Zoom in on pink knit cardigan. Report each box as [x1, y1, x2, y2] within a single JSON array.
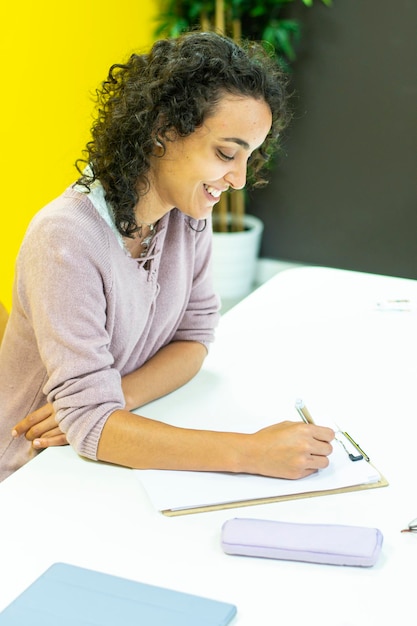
[[0, 186, 220, 481]]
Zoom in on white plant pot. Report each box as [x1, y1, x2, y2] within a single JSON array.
[[211, 214, 264, 301]]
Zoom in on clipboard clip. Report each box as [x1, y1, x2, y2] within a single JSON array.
[[334, 425, 370, 462]]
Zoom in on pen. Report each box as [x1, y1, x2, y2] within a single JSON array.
[[295, 399, 316, 425], [376, 299, 413, 313], [401, 517, 417, 533]]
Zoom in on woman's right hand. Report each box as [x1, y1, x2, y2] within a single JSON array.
[[243, 421, 335, 479]]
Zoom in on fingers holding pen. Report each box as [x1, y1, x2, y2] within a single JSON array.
[[243, 420, 335, 480], [310, 423, 335, 453], [294, 398, 335, 465]]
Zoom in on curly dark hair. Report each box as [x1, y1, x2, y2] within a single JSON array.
[[76, 30, 290, 237]]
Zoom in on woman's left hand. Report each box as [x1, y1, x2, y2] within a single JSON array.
[[12, 403, 68, 449]]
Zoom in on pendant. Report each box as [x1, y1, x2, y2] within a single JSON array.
[[141, 234, 153, 249], [139, 224, 156, 257]]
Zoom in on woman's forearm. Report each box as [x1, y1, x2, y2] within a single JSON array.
[[121, 340, 207, 411], [96, 412, 335, 479], [97, 409, 244, 472]]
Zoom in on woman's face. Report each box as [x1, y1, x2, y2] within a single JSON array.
[[145, 94, 272, 222]]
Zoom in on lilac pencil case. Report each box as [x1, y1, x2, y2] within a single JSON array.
[[221, 518, 383, 567]]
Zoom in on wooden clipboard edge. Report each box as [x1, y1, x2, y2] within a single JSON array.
[[161, 470, 389, 517]]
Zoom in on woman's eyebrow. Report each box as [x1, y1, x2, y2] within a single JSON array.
[[220, 137, 250, 150]]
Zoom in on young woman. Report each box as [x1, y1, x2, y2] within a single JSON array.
[[0, 31, 334, 482]]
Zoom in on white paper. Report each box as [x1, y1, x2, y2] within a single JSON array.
[[135, 439, 381, 513]]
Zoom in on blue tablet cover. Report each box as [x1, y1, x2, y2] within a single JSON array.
[[0, 562, 237, 625]]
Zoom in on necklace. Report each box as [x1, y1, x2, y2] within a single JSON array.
[[137, 221, 157, 258]]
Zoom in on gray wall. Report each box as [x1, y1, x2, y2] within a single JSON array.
[[249, 0, 417, 279]]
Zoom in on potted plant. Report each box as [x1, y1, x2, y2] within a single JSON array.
[[155, 0, 331, 300]]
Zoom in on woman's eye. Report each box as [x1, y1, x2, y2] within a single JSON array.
[[217, 150, 234, 162]]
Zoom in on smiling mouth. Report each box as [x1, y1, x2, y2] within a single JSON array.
[[204, 184, 223, 200]]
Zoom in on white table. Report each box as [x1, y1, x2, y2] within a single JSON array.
[[1, 266, 416, 625]]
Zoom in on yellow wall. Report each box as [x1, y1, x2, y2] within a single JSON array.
[[0, 0, 157, 309]]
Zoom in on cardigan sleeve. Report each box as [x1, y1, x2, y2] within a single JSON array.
[[16, 198, 125, 460]]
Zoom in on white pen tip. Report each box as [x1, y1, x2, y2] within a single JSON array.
[[295, 398, 304, 409]]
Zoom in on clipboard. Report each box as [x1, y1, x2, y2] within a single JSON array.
[[136, 439, 388, 516], [161, 468, 388, 516]]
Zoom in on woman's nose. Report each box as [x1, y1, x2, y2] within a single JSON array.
[[224, 162, 247, 190]]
